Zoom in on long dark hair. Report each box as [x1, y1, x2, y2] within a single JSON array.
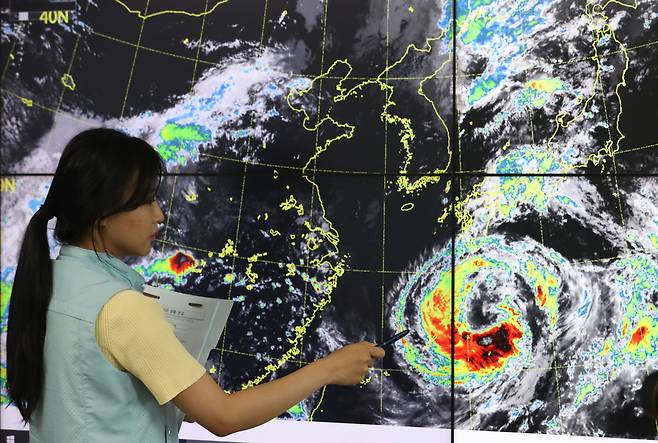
[[6, 128, 164, 422]]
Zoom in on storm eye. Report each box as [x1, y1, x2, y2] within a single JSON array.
[[478, 336, 493, 346]]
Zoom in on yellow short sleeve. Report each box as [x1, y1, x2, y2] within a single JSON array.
[[95, 289, 206, 405]]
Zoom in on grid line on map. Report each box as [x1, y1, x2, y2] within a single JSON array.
[[378, 0, 391, 423], [86, 29, 658, 85], [156, 0, 215, 285], [194, 340, 617, 375], [259, 0, 269, 47], [119, 0, 150, 118], [198, 151, 658, 177], [537, 124, 563, 425], [4, 142, 658, 178], [551, 339, 563, 423], [190, 0, 212, 86], [150, 237, 656, 278], [595, 66, 627, 231], [459, 74, 475, 427], [156, 175, 178, 287], [86, 27, 658, 83], [512, 69, 561, 428], [457, 111, 464, 198], [215, 0, 269, 387], [215, 163, 248, 377], [0, 39, 17, 84], [451, 0, 458, 436], [53, 1, 90, 113], [295, 0, 330, 370], [212, 338, 602, 374], [39, 0, 93, 156]]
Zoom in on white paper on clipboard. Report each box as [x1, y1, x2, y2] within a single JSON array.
[[142, 285, 233, 364]]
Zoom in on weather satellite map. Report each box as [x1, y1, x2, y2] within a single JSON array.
[[1, 0, 657, 440]]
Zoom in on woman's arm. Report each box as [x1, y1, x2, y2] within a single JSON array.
[[172, 342, 384, 436]]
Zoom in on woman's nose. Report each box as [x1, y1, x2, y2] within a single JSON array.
[[154, 202, 165, 223]]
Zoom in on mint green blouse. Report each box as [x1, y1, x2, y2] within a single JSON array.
[[29, 245, 183, 443]]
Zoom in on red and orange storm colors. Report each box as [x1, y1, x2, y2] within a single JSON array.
[[168, 251, 196, 275], [420, 256, 525, 380]]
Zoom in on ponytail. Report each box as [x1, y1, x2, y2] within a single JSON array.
[[6, 204, 54, 422], [5, 127, 164, 423]]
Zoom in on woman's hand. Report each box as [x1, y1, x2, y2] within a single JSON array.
[[321, 342, 386, 385]]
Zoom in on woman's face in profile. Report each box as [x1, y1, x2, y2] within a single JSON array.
[[101, 201, 164, 258], [98, 183, 164, 258]]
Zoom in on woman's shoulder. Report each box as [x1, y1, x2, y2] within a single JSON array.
[[101, 289, 163, 318]]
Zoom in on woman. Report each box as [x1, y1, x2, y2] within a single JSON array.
[[6, 128, 385, 442]]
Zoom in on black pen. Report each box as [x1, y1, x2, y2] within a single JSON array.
[[375, 329, 410, 348]]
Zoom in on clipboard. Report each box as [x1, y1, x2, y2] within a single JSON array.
[[142, 284, 234, 364]]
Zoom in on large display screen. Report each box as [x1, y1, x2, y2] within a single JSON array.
[[1, 0, 657, 441]]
